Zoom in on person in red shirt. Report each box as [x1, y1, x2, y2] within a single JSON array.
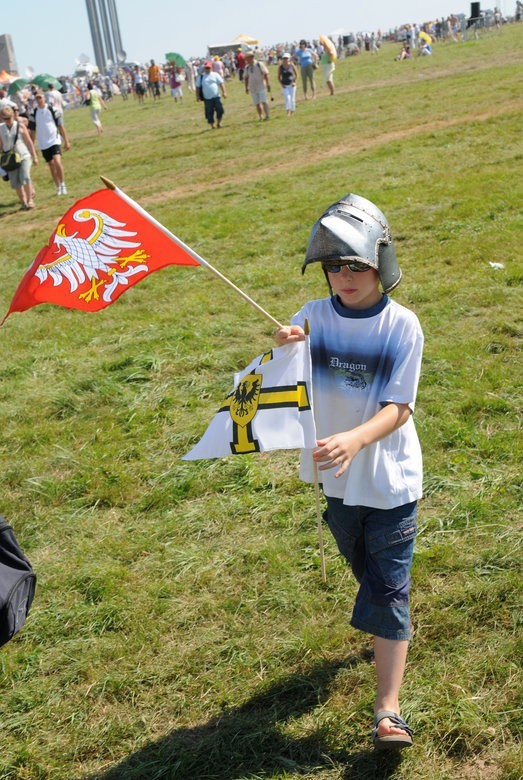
[[235, 49, 246, 81]]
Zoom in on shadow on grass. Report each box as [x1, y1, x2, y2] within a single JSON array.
[[89, 655, 404, 780], [0, 202, 22, 216]]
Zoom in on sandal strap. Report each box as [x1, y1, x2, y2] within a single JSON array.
[[373, 710, 414, 737]]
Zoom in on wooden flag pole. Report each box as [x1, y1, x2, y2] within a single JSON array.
[[101, 177, 282, 329], [313, 461, 327, 583], [304, 319, 326, 583]]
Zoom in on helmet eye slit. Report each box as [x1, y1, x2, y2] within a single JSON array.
[[322, 260, 370, 274]]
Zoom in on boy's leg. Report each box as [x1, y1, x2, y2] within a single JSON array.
[[323, 497, 364, 581], [325, 497, 417, 744], [374, 637, 410, 737]]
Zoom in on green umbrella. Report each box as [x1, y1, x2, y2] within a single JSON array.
[[8, 77, 29, 95], [32, 73, 62, 89], [165, 52, 187, 68]]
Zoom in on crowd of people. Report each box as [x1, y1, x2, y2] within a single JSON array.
[[0, 37, 338, 203], [0, 8, 513, 211], [0, 82, 72, 210]]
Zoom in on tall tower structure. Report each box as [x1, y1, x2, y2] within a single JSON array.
[[0, 34, 19, 75], [85, 0, 126, 74]]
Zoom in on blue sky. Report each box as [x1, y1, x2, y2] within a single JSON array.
[[1, 0, 503, 77]]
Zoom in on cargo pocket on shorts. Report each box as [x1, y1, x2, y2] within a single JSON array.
[[366, 510, 417, 589]]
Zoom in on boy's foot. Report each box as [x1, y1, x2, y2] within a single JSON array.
[[27, 200, 35, 209], [372, 711, 413, 751], [61, 183, 67, 194]]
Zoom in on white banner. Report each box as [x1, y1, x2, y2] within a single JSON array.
[[183, 338, 316, 459]]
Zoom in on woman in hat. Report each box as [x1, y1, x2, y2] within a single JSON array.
[[278, 53, 298, 115]]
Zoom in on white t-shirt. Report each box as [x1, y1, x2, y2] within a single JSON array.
[[28, 106, 62, 150], [292, 294, 423, 509]]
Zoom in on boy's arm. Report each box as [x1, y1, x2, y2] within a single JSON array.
[[314, 402, 412, 478]]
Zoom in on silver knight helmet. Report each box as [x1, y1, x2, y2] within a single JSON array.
[[302, 193, 402, 293]]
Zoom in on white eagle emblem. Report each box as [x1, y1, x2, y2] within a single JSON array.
[[36, 208, 150, 303]]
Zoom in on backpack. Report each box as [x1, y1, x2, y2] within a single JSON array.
[[0, 517, 36, 648], [30, 104, 59, 129]]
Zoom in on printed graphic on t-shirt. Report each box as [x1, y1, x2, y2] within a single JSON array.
[[328, 355, 371, 390]]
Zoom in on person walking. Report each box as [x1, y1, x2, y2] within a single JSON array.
[[321, 48, 336, 95], [244, 51, 271, 120], [278, 53, 298, 115], [294, 39, 317, 99], [133, 67, 146, 104], [196, 61, 227, 129], [275, 193, 423, 752], [235, 49, 246, 81], [170, 67, 184, 103], [85, 82, 108, 135], [28, 92, 70, 195], [148, 59, 161, 99], [0, 105, 38, 210]]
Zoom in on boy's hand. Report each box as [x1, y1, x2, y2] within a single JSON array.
[[313, 431, 363, 478], [275, 325, 305, 346]]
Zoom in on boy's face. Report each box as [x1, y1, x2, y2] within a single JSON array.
[[325, 264, 381, 309]]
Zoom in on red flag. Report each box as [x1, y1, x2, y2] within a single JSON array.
[[3, 188, 200, 322]]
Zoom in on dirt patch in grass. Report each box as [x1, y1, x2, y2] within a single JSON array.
[[143, 98, 522, 203], [458, 756, 504, 779]]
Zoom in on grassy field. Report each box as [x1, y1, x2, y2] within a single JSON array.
[[0, 26, 521, 780]]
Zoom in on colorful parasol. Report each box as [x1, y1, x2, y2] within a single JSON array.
[[319, 34, 337, 61], [32, 74, 62, 89], [8, 78, 29, 95], [165, 52, 187, 68]]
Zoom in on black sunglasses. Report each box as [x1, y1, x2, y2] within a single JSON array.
[[322, 260, 372, 273]]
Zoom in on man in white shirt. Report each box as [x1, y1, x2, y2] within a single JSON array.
[[244, 51, 271, 121], [28, 92, 71, 195]]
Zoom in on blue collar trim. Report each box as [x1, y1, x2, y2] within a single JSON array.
[[331, 294, 389, 319]]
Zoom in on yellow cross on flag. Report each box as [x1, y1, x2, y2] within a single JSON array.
[[183, 338, 316, 459]]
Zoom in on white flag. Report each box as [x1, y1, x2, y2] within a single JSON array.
[[183, 338, 316, 459]]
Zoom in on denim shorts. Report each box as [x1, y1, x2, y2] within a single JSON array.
[[324, 497, 417, 641]]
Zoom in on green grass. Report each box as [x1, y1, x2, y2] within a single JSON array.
[[0, 27, 522, 779]]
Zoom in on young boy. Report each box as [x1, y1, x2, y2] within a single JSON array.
[[275, 193, 423, 750]]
